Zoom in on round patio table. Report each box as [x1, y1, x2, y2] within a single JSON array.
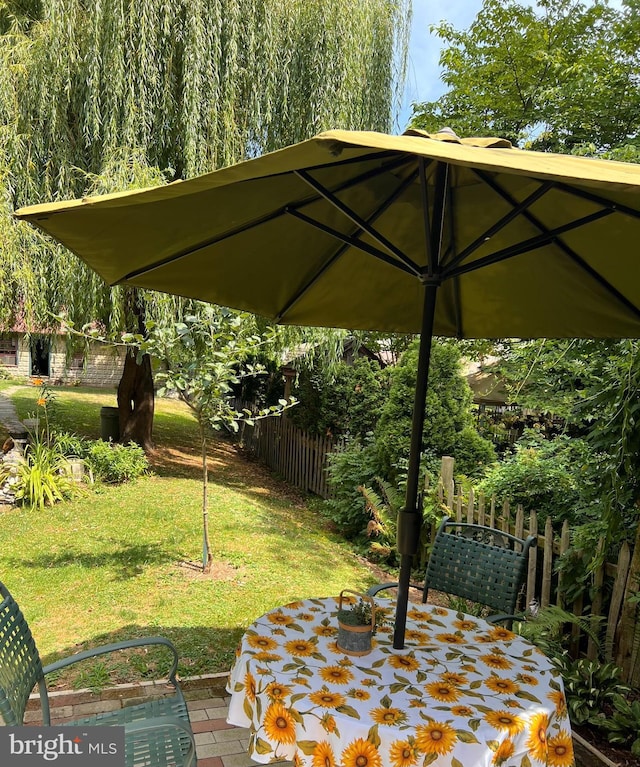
[[226, 596, 574, 767]]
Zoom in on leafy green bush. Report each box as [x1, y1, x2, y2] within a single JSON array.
[[289, 357, 389, 439], [52, 431, 89, 457], [374, 340, 494, 483], [553, 656, 629, 726], [478, 431, 596, 527], [9, 441, 77, 509], [323, 437, 379, 537], [597, 694, 640, 755], [85, 440, 149, 483]]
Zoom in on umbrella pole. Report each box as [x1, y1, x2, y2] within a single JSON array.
[[393, 282, 438, 649]]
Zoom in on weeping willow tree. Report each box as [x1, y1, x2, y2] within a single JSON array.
[[0, 0, 410, 446]]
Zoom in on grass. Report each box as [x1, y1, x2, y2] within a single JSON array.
[[0, 382, 378, 689]]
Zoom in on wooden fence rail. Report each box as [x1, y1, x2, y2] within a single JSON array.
[[238, 418, 639, 685], [437, 456, 640, 687], [238, 415, 338, 499]]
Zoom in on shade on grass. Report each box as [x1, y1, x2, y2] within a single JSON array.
[[0, 385, 376, 686]]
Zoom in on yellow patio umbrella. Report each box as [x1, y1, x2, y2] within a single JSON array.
[[15, 128, 640, 648]]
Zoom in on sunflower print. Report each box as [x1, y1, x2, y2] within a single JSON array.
[[453, 618, 479, 631], [320, 712, 337, 733], [297, 612, 315, 621], [263, 702, 297, 744], [407, 607, 431, 621], [451, 705, 475, 717], [404, 629, 430, 644], [389, 739, 419, 767], [492, 739, 515, 765], [526, 711, 549, 762], [319, 665, 354, 685], [314, 625, 337, 637], [312, 740, 337, 767], [309, 690, 347, 708], [415, 721, 457, 755], [481, 653, 513, 670], [425, 681, 462, 702], [488, 626, 516, 641], [268, 611, 294, 626], [341, 738, 382, 767], [370, 706, 407, 726], [244, 671, 256, 702], [265, 682, 291, 700], [388, 654, 421, 672], [285, 639, 316, 656], [440, 671, 467, 686], [485, 676, 521, 695], [253, 651, 282, 662], [248, 635, 278, 651], [517, 673, 539, 686], [484, 710, 525, 736], [349, 688, 371, 701], [432, 607, 449, 616], [435, 632, 466, 645], [548, 690, 568, 717], [547, 730, 574, 767]]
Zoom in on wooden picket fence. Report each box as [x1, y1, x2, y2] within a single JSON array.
[[437, 456, 640, 687], [238, 414, 338, 498], [238, 416, 639, 685]]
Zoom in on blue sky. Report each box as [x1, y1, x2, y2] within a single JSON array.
[[398, 0, 484, 131], [398, 0, 624, 132]]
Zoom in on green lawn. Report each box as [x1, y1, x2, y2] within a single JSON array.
[[0, 383, 377, 689]]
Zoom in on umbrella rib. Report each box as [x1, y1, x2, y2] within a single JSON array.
[[285, 207, 419, 277], [275, 169, 422, 323], [294, 169, 422, 274], [446, 208, 613, 278], [554, 181, 640, 221], [445, 181, 555, 271], [467, 172, 640, 320], [118, 155, 418, 284]]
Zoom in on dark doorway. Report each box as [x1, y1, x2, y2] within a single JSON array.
[[30, 339, 50, 377]]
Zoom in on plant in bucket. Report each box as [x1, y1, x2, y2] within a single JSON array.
[[336, 590, 386, 656]]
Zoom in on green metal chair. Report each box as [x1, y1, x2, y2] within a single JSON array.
[[0, 580, 195, 767], [368, 516, 535, 623]]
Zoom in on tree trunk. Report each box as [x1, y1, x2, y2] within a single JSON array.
[[117, 287, 155, 451], [117, 350, 155, 451], [200, 419, 213, 573]]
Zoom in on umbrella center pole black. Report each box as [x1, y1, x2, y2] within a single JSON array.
[[393, 282, 438, 649]]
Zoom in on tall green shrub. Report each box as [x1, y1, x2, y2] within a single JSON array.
[[374, 340, 494, 482], [289, 357, 389, 439], [478, 431, 597, 528]]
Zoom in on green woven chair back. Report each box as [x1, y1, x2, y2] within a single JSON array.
[[422, 517, 535, 616], [0, 582, 45, 726]]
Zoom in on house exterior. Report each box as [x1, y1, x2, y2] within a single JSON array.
[[0, 332, 125, 388]]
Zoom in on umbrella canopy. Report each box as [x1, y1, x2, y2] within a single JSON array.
[[15, 128, 640, 647]]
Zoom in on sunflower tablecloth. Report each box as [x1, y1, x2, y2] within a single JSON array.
[[226, 596, 574, 767]]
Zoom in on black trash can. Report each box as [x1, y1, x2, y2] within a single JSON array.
[[100, 406, 120, 442]]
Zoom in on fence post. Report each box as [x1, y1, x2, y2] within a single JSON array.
[[615, 523, 640, 683]]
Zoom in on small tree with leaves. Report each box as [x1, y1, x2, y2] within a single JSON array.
[[132, 304, 289, 572]]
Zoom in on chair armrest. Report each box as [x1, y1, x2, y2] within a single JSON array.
[[366, 582, 399, 597], [487, 613, 525, 625], [42, 636, 180, 684]]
